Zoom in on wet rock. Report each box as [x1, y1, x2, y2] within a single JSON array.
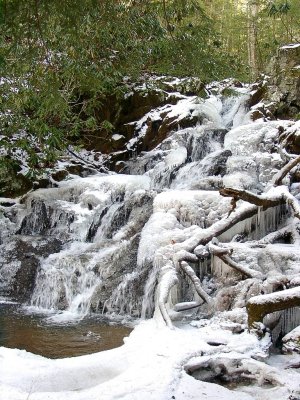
[[65, 163, 96, 177], [17, 197, 75, 240], [51, 169, 69, 182], [250, 109, 265, 121], [278, 121, 300, 155], [155, 76, 205, 96], [0, 236, 63, 301], [80, 77, 206, 168], [188, 354, 279, 389]]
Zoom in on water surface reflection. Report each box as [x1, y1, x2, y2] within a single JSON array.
[[0, 303, 132, 359]]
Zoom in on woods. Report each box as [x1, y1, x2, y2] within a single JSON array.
[[0, 0, 299, 176], [1, 0, 300, 396]]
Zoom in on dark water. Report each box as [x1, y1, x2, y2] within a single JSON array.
[[0, 302, 132, 359]]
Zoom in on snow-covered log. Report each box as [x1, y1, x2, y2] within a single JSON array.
[[156, 146, 300, 328], [220, 186, 300, 219], [247, 287, 300, 329]]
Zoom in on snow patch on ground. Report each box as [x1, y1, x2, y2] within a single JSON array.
[[2, 317, 299, 400]]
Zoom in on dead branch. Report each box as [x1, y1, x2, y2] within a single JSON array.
[[179, 261, 212, 305], [249, 225, 293, 247], [157, 265, 179, 329], [174, 250, 198, 267], [247, 287, 300, 329], [174, 301, 202, 312], [272, 155, 300, 186], [208, 240, 263, 279], [156, 151, 300, 328], [228, 197, 238, 216], [283, 189, 300, 219], [219, 187, 282, 209], [278, 128, 299, 161], [220, 186, 300, 220], [173, 203, 258, 253], [67, 147, 109, 173]]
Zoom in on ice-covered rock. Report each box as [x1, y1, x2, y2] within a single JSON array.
[[282, 325, 300, 354]]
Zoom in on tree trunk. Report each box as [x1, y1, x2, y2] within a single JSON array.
[[247, 0, 259, 79]]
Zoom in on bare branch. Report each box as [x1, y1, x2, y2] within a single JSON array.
[[208, 241, 263, 279], [179, 261, 212, 305], [272, 155, 300, 186], [219, 187, 281, 209], [174, 301, 202, 312], [220, 186, 300, 220], [283, 190, 300, 219], [157, 264, 179, 329]]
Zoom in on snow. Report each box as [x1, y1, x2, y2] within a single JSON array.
[[282, 326, 300, 354], [223, 121, 292, 190], [124, 92, 226, 153], [2, 78, 300, 400], [1, 318, 299, 400], [281, 43, 300, 49], [153, 190, 231, 228], [111, 134, 125, 141], [248, 286, 300, 306], [224, 121, 284, 157], [0, 318, 294, 400], [164, 146, 187, 168]]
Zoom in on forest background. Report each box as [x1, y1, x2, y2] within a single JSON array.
[[0, 0, 299, 173]]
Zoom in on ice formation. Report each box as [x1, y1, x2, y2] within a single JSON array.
[[1, 77, 300, 399]]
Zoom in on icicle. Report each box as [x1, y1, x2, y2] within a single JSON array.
[[270, 306, 300, 345], [141, 261, 161, 319]]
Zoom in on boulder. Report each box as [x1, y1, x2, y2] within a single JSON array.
[[265, 44, 300, 119]]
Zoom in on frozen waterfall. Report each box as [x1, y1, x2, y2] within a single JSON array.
[[1, 80, 298, 326]]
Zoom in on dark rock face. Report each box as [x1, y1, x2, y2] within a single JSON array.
[[0, 160, 33, 198], [17, 198, 75, 239], [278, 122, 300, 155], [3, 180, 155, 313], [265, 44, 300, 119], [247, 83, 267, 109], [0, 236, 63, 301], [81, 77, 206, 170]]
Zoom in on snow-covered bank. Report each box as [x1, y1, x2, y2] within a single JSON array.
[[1, 318, 300, 400]]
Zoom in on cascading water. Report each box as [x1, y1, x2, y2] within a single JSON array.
[[13, 175, 154, 320], [0, 79, 298, 325]]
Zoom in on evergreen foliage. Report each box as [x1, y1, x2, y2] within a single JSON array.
[[0, 0, 299, 176], [0, 0, 237, 172]]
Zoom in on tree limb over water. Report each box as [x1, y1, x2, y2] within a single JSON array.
[[155, 150, 300, 329]]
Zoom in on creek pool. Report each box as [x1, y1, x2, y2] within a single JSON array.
[[0, 301, 132, 359]]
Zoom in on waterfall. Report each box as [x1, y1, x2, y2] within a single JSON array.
[[16, 175, 154, 320], [1, 80, 297, 326]]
